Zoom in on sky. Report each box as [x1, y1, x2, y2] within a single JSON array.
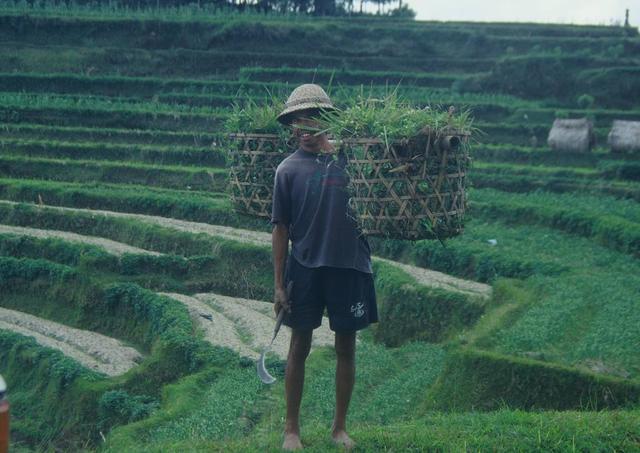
[[402, 0, 640, 26]]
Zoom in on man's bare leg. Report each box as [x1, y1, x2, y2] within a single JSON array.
[[283, 328, 313, 451], [332, 331, 356, 449]]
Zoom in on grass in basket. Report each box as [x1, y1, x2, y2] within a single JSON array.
[[224, 91, 292, 210], [224, 91, 289, 141], [314, 88, 475, 242], [317, 87, 476, 143]]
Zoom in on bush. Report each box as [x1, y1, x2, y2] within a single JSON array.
[[425, 347, 640, 411], [471, 195, 640, 258], [482, 56, 574, 101], [576, 93, 595, 109], [98, 390, 160, 429], [0, 255, 243, 449], [372, 260, 485, 346], [0, 330, 104, 449]]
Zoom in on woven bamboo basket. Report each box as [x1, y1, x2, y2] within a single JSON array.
[[340, 128, 471, 240], [227, 133, 293, 218]]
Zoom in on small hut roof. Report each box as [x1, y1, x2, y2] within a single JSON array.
[[547, 118, 595, 153], [608, 120, 640, 153]]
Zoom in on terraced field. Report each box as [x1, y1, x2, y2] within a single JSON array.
[[0, 307, 141, 376], [1, 4, 639, 452]]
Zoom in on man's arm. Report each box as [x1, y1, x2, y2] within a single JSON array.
[[272, 223, 290, 315], [271, 164, 291, 314], [272, 223, 289, 290]]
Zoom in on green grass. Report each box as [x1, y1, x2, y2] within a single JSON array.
[[0, 254, 246, 450], [0, 177, 238, 225], [0, 72, 538, 109], [0, 137, 226, 166], [426, 346, 640, 412], [2, 6, 640, 451], [3, 197, 637, 381], [103, 340, 448, 452], [0, 201, 483, 348], [145, 366, 266, 444], [0, 122, 220, 147], [454, 219, 640, 378], [0, 91, 225, 115], [473, 143, 608, 166], [239, 66, 465, 87], [373, 260, 485, 346], [471, 187, 640, 257], [470, 171, 640, 202], [208, 408, 640, 452], [473, 188, 640, 223], [371, 214, 640, 379], [0, 155, 227, 191], [102, 341, 640, 452]]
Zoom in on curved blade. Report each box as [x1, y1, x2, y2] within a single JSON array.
[[257, 348, 276, 384], [257, 308, 285, 384]]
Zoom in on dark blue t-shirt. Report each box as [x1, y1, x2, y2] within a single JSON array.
[[270, 147, 373, 274]]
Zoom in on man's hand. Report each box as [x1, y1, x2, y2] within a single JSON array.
[[274, 284, 292, 317], [320, 134, 335, 153]]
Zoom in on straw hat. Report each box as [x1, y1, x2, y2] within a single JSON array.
[[276, 84, 337, 125]]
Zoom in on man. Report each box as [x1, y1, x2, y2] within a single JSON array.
[[271, 84, 378, 451]]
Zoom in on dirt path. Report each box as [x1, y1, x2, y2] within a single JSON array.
[[0, 224, 159, 256], [160, 292, 336, 360], [204, 293, 338, 349], [375, 257, 491, 299], [194, 293, 336, 360], [159, 292, 258, 359], [0, 201, 491, 298], [0, 307, 142, 376]]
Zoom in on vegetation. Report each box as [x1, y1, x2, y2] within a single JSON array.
[[225, 95, 287, 136], [0, 155, 227, 191], [0, 254, 244, 449], [426, 347, 640, 411], [0, 0, 415, 18], [317, 90, 476, 141], [373, 260, 485, 346], [0, 5, 639, 452]]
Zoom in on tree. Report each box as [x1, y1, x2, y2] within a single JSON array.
[[314, 0, 336, 15], [341, 0, 354, 14], [389, 3, 415, 18], [293, 0, 312, 12]]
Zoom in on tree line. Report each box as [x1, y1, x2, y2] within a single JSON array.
[[250, 0, 412, 16], [97, 0, 416, 17]]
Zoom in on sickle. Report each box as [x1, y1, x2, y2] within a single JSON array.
[[257, 280, 293, 384]]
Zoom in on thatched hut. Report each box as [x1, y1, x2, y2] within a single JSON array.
[[547, 118, 595, 152], [608, 120, 640, 153]]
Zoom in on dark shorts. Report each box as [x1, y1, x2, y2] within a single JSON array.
[[282, 253, 378, 333]]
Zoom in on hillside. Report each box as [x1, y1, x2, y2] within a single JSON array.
[[0, 4, 639, 451]]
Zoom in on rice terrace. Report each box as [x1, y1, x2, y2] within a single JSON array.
[[0, 0, 639, 451]]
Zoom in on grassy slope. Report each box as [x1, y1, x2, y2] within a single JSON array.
[[102, 340, 640, 452], [1, 8, 640, 452], [1, 205, 638, 451], [407, 216, 640, 377]]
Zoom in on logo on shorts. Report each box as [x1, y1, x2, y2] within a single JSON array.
[[350, 302, 365, 318]]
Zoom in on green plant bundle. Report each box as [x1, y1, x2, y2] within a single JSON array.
[[317, 89, 477, 142], [224, 94, 287, 138], [223, 89, 477, 240], [313, 90, 476, 241], [224, 93, 293, 216]]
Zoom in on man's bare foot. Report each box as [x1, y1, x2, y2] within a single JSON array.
[[283, 432, 303, 451], [331, 429, 355, 450]]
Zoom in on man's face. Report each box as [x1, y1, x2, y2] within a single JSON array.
[[290, 112, 325, 153]]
